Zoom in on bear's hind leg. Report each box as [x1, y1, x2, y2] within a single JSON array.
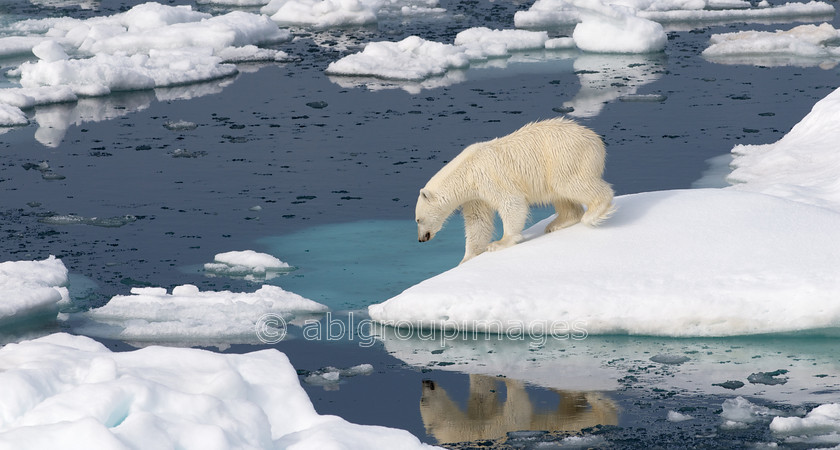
[[461, 200, 494, 264], [545, 198, 584, 233], [486, 196, 528, 253], [580, 181, 615, 227]]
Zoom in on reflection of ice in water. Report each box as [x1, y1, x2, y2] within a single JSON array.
[[564, 52, 666, 118], [692, 153, 734, 188], [30, 78, 233, 147], [375, 326, 840, 405]]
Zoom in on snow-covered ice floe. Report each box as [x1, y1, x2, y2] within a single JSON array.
[[0, 333, 437, 449], [703, 22, 840, 67], [204, 249, 293, 281], [80, 284, 327, 344], [369, 189, 840, 337], [728, 86, 840, 212], [0, 2, 291, 126], [0, 256, 68, 325], [260, 0, 445, 29], [771, 403, 840, 445], [514, 0, 835, 30]]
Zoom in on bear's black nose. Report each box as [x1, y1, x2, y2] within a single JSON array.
[[421, 232, 431, 242]]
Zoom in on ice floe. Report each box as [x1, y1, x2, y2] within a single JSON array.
[[261, 0, 444, 28], [728, 85, 840, 212], [369, 188, 840, 337], [514, 0, 835, 30], [0, 2, 291, 126], [0, 256, 68, 324], [0, 333, 437, 449], [771, 403, 840, 444], [705, 23, 840, 69], [720, 396, 785, 429], [80, 284, 328, 344], [204, 250, 294, 281]]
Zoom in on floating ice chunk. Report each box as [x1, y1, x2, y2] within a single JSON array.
[[83, 284, 327, 342], [205, 250, 293, 281], [720, 396, 783, 429], [667, 411, 694, 422], [650, 354, 690, 365], [545, 37, 576, 49], [369, 189, 840, 337], [0, 333, 434, 449], [453, 28, 549, 59], [163, 119, 198, 131], [302, 364, 374, 388], [770, 403, 840, 437], [728, 85, 840, 212], [0, 256, 68, 323], [326, 36, 470, 80], [703, 23, 840, 66], [198, 0, 271, 5], [39, 214, 138, 228], [262, 0, 378, 28], [747, 369, 789, 385], [568, 0, 667, 53]]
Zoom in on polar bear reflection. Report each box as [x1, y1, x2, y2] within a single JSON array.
[[420, 374, 617, 444]]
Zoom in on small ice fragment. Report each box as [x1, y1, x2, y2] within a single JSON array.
[[163, 120, 198, 131], [650, 354, 690, 365], [667, 410, 693, 422], [748, 370, 788, 385], [545, 37, 576, 50], [32, 41, 68, 62], [306, 101, 328, 109], [250, 205, 263, 211]]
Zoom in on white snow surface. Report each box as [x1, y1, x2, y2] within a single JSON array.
[[82, 284, 328, 342], [728, 85, 840, 212], [0, 256, 68, 323], [0, 333, 437, 449], [261, 0, 444, 28], [369, 189, 840, 337], [771, 403, 840, 438], [0, 2, 290, 125], [566, 0, 667, 53]]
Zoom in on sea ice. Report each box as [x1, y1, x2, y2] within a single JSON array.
[[369, 189, 840, 337], [0, 333, 437, 449], [80, 284, 328, 343], [720, 396, 783, 429], [667, 411, 693, 422], [262, 0, 378, 28], [0, 2, 291, 125], [566, 0, 667, 53], [728, 85, 840, 212], [703, 23, 840, 66], [204, 249, 293, 281], [0, 256, 68, 324], [770, 403, 840, 439]]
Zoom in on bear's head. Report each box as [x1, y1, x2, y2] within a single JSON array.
[[416, 188, 446, 243]]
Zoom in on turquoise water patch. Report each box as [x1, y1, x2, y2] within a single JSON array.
[[259, 219, 465, 310]]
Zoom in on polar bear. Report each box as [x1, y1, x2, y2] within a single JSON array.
[[416, 117, 614, 264]]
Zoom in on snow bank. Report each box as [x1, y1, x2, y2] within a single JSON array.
[[0, 256, 68, 324], [0, 2, 291, 126], [728, 86, 840, 212], [82, 284, 328, 342], [204, 250, 292, 281], [0, 333, 436, 449], [325, 29, 552, 81], [368, 189, 840, 337], [703, 22, 840, 66]]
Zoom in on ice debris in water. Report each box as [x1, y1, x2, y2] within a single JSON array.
[[0, 256, 68, 323], [302, 364, 375, 389], [748, 369, 789, 385], [713, 380, 745, 390], [619, 93, 668, 102], [667, 411, 694, 422], [83, 284, 328, 343], [650, 354, 691, 365], [163, 120, 198, 131], [39, 214, 139, 228], [770, 403, 840, 440], [720, 396, 784, 429], [204, 250, 294, 281]]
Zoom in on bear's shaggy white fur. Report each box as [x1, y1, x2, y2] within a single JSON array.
[[416, 117, 614, 264]]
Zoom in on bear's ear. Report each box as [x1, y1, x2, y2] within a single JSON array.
[[420, 188, 434, 200]]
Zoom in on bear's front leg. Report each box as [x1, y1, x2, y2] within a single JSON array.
[[460, 200, 494, 264], [485, 197, 527, 253]]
